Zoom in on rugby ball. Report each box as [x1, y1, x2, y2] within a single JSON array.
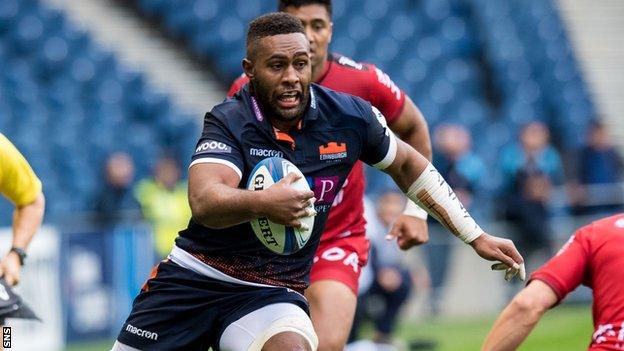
[[247, 157, 315, 255]]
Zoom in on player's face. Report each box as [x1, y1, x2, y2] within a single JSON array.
[[246, 33, 312, 122], [283, 5, 332, 73]]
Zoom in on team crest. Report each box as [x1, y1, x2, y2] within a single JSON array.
[[319, 142, 347, 161]]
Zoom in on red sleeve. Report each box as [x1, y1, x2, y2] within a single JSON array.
[[529, 227, 592, 302], [365, 64, 406, 124], [227, 74, 250, 98]]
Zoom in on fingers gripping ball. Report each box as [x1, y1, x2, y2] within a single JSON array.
[[247, 157, 315, 255]]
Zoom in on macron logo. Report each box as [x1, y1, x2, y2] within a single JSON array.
[[125, 324, 158, 341], [250, 148, 284, 158]]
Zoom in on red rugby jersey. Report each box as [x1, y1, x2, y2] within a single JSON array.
[[228, 53, 406, 241], [529, 214, 624, 350]]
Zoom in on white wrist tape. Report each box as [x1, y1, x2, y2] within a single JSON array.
[[405, 163, 483, 243], [403, 200, 428, 220]]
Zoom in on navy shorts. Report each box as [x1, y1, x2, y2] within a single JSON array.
[[116, 260, 309, 351]]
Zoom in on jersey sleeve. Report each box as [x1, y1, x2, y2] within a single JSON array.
[[529, 227, 592, 302], [227, 74, 250, 98], [359, 105, 398, 170], [190, 112, 244, 180], [366, 65, 406, 124], [0, 134, 42, 207]]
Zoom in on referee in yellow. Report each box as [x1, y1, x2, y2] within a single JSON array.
[[0, 133, 45, 286]]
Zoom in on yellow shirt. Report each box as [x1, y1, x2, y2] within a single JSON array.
[[134, 180, 190, 258], [0, 133, 42, 207]]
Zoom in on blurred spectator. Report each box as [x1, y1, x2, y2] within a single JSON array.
[[134, 155, 190, 259], [427, 124, 485, 315], [349, 191, 415, 350], [94, 152, 142, 227], [498, 121, 565, 264], [571, 121, 624, 215]]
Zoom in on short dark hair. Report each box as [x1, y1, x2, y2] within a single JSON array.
[[247, 12, 306, 52], [278, 0, 332, 17]]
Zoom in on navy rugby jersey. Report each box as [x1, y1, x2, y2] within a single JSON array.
[[175, 84, 397, 293]]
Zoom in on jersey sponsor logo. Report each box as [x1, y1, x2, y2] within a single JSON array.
[[312, 176, 340, 211], [195, 140, 232, 154], [249, 148, 284, 158], [374, 68, 402, 101], [615, 218, 624, 228], [336, 56, 365, 71], [319, 142, 347, 161], [125, 323, 158, 341]]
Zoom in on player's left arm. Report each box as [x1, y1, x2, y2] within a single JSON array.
[[386, 96, 432, 249], [361, 108, 524, 279], [481, 280, 558, 351]]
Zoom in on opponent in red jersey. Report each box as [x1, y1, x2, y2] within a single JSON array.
[[228, 2, 433, 350], [483, 213, 624, 351]]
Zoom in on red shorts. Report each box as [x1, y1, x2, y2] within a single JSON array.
[[310, 232, 370, 295]]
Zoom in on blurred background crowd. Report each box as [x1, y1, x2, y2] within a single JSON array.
[[0, 0, 622, 350]]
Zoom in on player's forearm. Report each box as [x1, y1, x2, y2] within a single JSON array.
[[387, 141, 482, 243], [190, 183, 263, 229], [482, 299, 546, 351], [12, 193, 45, 250]]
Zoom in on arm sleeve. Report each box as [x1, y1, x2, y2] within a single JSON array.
[[227, 74, 249, 98], [0, 134, 42, 207], [529, 227, 591, 303], [367, 65, 406, 124], [190, 113, 245, 180], [359, 104, 397, 170]]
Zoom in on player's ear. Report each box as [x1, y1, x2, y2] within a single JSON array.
[[328, 22, 333, 43], [242, 58, 255, 80]]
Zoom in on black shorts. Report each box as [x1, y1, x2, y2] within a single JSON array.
[[116, 260, 309, 351]]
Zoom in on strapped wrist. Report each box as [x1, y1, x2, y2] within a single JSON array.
[[403, 200, 428, 220]]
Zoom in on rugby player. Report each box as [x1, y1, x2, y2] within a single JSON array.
[[0, 134, 45, 287], [228, 2, 434, 347], [113, 13, 523, 351], [483, 214, 624, 351]]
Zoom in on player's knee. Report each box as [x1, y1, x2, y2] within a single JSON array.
[[262, 331, 312, 351]]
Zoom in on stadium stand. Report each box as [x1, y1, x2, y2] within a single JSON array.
[[0, 0, 198, 224], [132, 0, 596, 196], [0, 0, 598, 223]]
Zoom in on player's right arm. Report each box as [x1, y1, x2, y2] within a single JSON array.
[[482, 228, 591, 350], [188, 113, 314, 229], [481, 280, 558, 351], [189, 164, 314, 229]]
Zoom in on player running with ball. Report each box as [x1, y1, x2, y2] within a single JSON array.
[[114, 12, 524, 351]]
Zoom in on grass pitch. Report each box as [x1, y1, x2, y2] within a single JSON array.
[[65, 304, 592, 351]]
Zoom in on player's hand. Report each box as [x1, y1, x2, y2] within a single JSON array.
[[0, 251, 22, 286], [469, 233, 526, 282], [261, 172, 316, 229], [385, 215, 429, 250]]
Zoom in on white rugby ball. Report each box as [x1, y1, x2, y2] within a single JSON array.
[[247, 157, 315, 255]]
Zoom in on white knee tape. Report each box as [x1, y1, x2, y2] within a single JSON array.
[[248, 313, 318, 351], [220, 302, 318, 351]]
